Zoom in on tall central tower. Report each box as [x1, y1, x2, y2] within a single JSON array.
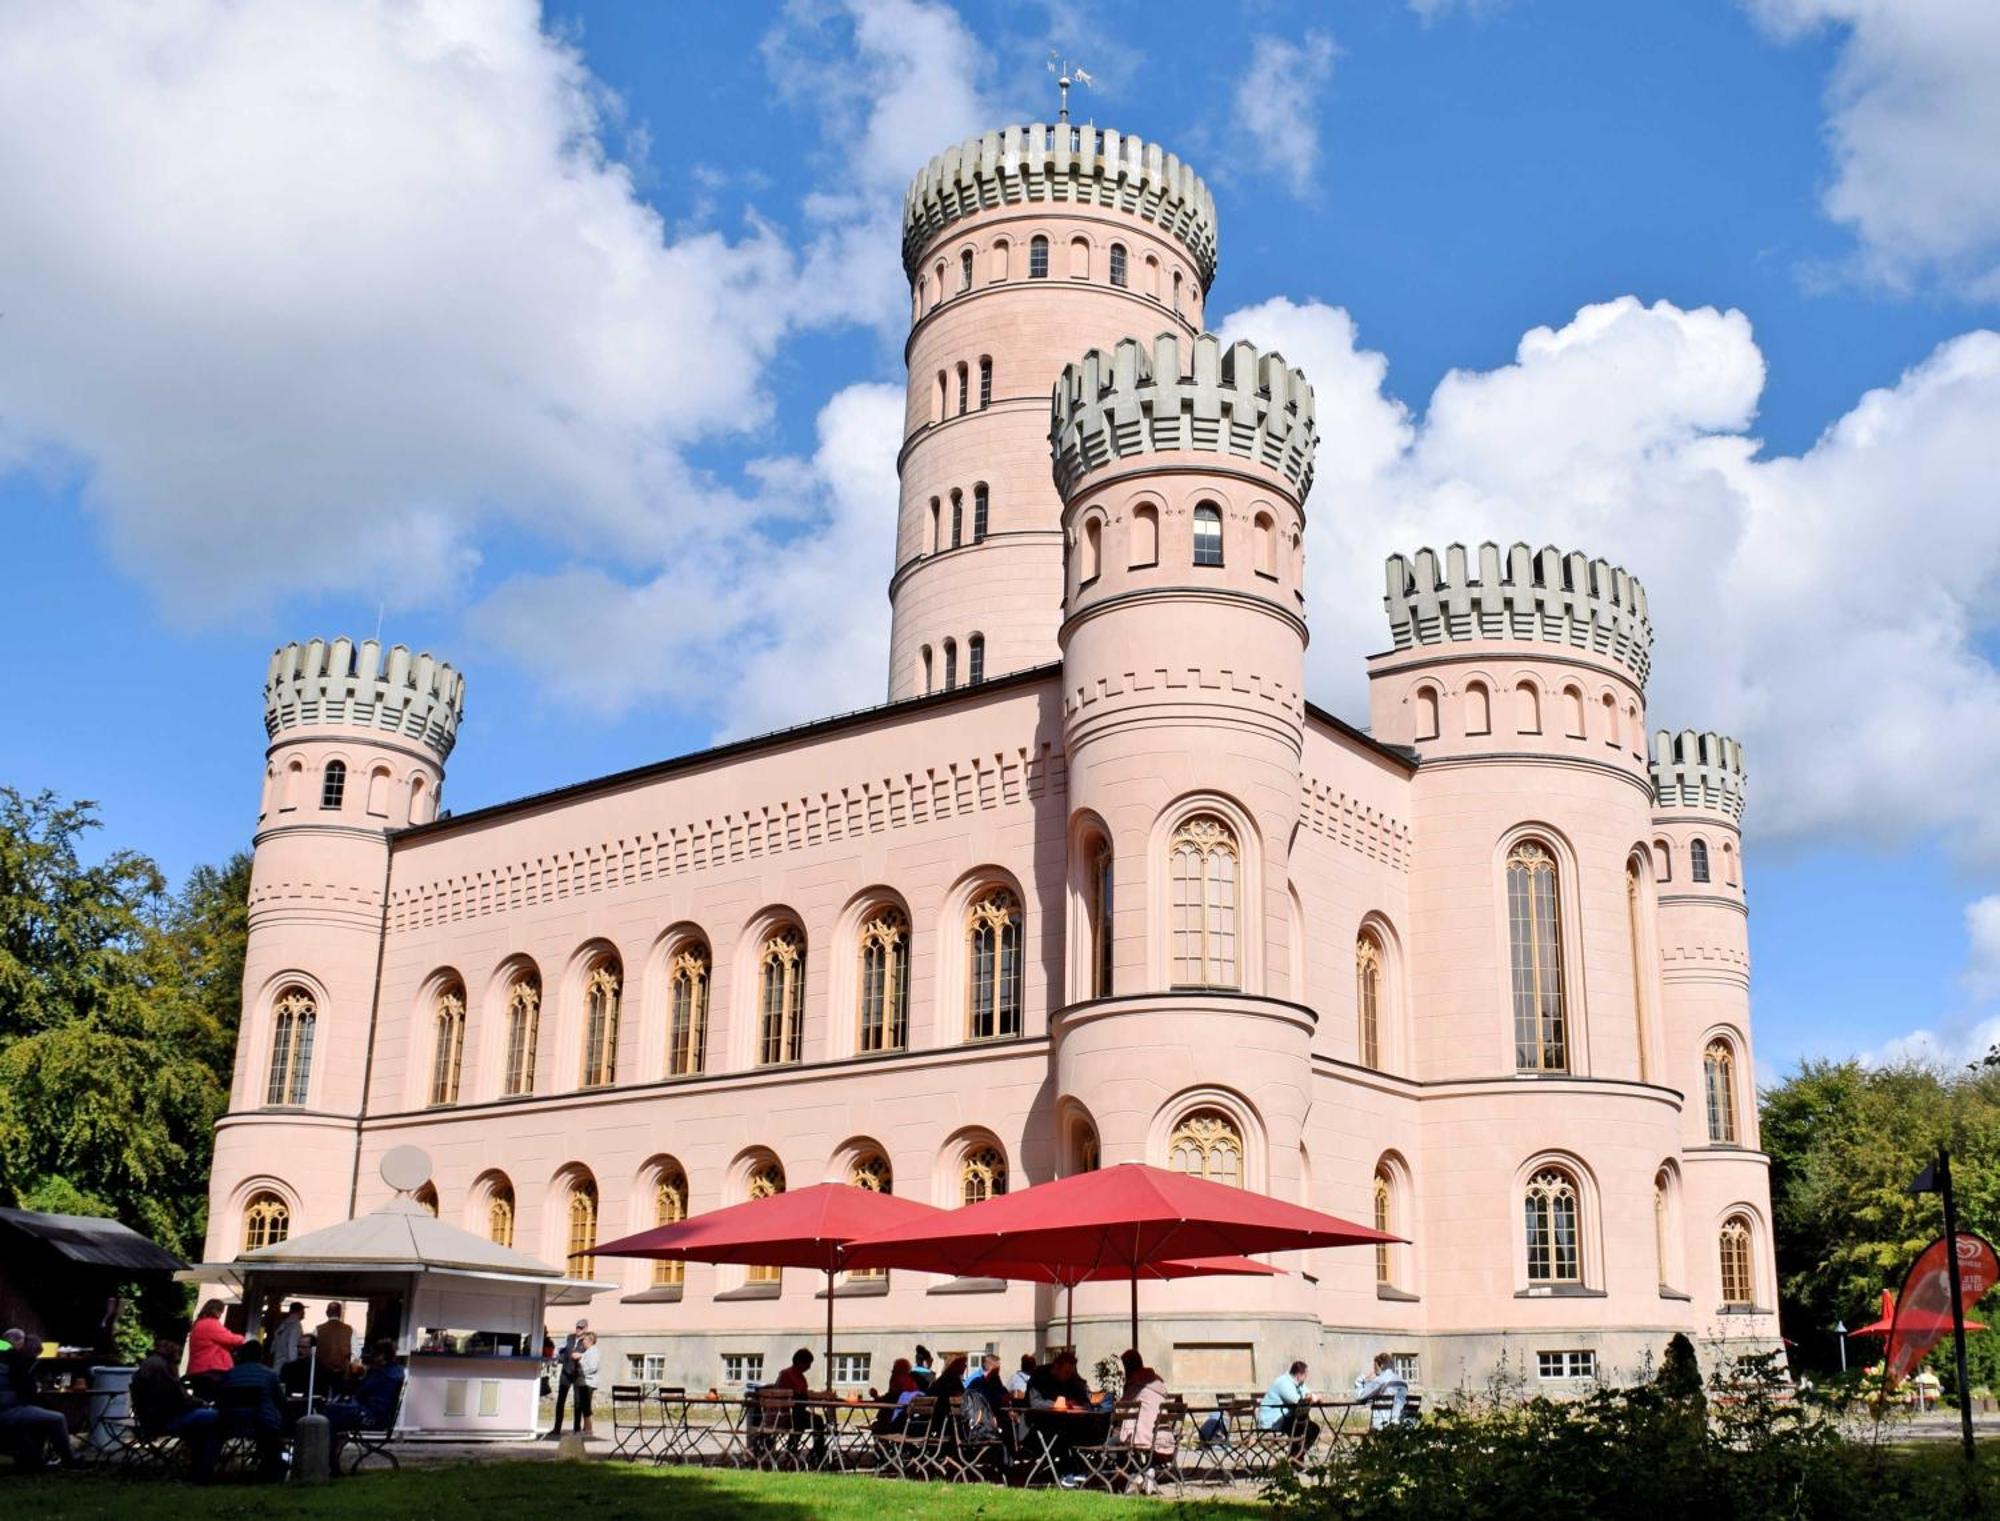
[[888, 124, 1217, 699]]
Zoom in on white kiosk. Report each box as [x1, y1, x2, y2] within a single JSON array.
[[190, 1148, 611, 1440]]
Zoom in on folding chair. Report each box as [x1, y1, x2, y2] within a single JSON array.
[[338, 1377, 408, 1475], [872, 1396, 935, 1480], [608, 1383, 655, 1459], [100, 1414, 183, 1479], [748, 1387, 800, 1471], [650, 1386, 693, 1463]]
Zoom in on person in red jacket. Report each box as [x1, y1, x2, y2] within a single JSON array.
[[186, 1300, 244, 1402]]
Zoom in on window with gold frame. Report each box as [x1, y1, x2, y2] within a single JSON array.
[[847, 1154, 892, 1279], [652, 1167, 688, 1287], [429, 984, 466, 1105], [580, 961, 622, 1088], [1652, 1170, 1671, 1288], [967, 889, 1022, 1040], [1524, 1168, 1581, 1284], [487, 1181, 515, 1249], [1087, 837, 1114, 999], [1704, 1039, 1739, 1144], [1507, 842, 1568, 1071], [566, 1178, 599, 1281], [242, 1192, 290, 1252], [961, 1144, 1007, 1206], [1373, 1168, 1394, 1285], [1356, 934, 1383, 1069], [265, 988, 316, 1107], [503, 976, 541, 1096], [857, 910, 910, 1053], [1170, 816, 1239, 988], [1168, 1109, 1244, 1188], [758, 929, 806, 1066], [668, 945, 709, 1076], [746, 1161, 786, 1283], [1719, 1215, 1754, 1307]]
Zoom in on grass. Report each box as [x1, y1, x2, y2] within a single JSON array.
[[7, 1459, 1268, 1519]]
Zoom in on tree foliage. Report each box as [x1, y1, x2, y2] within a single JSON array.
[[0, 787, 248, 1280], [1762, 1057, 2000, 1380]]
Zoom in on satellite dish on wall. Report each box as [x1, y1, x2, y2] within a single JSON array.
[[380, 1145, 432, 1195]]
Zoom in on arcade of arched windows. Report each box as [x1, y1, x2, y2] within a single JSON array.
[[263, 751, 439, 827], [1401, 670, 1648, 759], [908, 226, 1204, 326]]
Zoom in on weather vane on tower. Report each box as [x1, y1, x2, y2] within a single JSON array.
[[1048, 52, 1093, 124]]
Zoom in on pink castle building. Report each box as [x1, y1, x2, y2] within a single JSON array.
[[205, 120, 1775, 1396]]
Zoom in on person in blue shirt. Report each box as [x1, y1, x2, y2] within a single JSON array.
[[217, 1339, 287, 1480], [324, 1340, 406, 1470], [1352, 1352, 1409, 1429], [1257, 1360, 1318, 1457], [0, 1329, 77, 1471]]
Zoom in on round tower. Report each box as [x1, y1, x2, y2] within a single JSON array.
[[204, 637, 465, 1259], [888, 124, 1217, 701]]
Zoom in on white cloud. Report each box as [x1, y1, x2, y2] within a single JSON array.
[[1216, 294, 2000, 860], [1747, 0, 2000, 296], [1969, 896, 2000, 1001], [1232, 32, 1337, 200]]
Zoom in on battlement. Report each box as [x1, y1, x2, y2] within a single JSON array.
[[1381, 542, 1653, 686], [903, 123, 1218, 287], [1050, 333, 1316, 500], [1650, 729, 1747, 821], [264, 638, 466, 760]]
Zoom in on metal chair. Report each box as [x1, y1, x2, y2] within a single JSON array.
[[1073, 1397, 1145, 1490], [335, 1376, 408, 1475], [872, 1395, 936, 1480], [608, 1383, 655, 1459]]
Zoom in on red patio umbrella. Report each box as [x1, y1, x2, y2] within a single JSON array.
[[584, 1182, 945, 1384], [977, 1252, 1284, 1351], [846, 1162, 1395, 1347]]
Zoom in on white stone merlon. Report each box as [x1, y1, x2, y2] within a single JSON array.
[[264, 637, 466, 759], [1382, 542, 1653, 686], [903, 123, 1218, 287], [1050, 333, 1316, 501], [1650, 729, 1747, 821]]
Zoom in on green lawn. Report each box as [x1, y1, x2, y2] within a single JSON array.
[[8, 1460, 1267, 1519]]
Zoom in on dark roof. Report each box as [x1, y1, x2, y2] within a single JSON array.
[[1305, 701, 1419, 771], [0, 1207, 186, 1275]]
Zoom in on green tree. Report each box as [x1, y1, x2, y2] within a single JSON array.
[[0, 787, 249, 1329]]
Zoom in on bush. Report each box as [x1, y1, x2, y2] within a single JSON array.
[[1268, 1354, 1995, 1521]]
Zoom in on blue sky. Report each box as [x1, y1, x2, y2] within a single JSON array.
[[3, 0, 1998, 1078]]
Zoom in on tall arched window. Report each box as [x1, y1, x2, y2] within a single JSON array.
[[757, 928, 806, 1066], [366, 765, 390, 815], [1029, 235, 1049, 278], [1170, 815, 1239, 988], [243, 1192, 290, 1252], [1356, 933, 1383, 1069], [1254, 511, 1275, 576], [566, 1177, 599, 1280], [847, 1153, 892, 1279], [1088, 834, 1114, 999], [1143, 253, 1159, 297], [1563, 685, 1587, 738], [967, 888, 1023, 1039], [580, 960, 621, 1088], [429, 982, 466, 1105], [1465, 681, 1492, 735], [320, 759, 346, 810], [961, 1144, 1007, 1205], [1719, 1215, 1754, 1307], [958, 248, 972, 291], [978, 359, 992, 409], [1172, 269, 1183, 313], [746, 1161, 786, 1283], [1515, 680, 1542, 735], [1653, 838, 1672, 882], [1131, 504, 1159, 567], [929, 497, 941, 552], [1109, 242, 1128, 287], [991, 239, 1009, 280], [920, 645, 934, 694], [1169, 1109, 1244, 1188], [1627, 862, 1651, 1083], [266, 988, 316, 1106], [950, 490, 963, 547], [1192, 503, 1223, 566], [1523, 1168, 1581, 1284], [1507, 841, 1568, 1072], [1373, 1168, 1394, 1285], [956, 362, 968, 415], [972, 483, 989, 540], [1690, 838, 1711, 883], [1723, 842, 1738, 887], [1068, 236, 1089, 277], [668, 944, 709, 1076], [1653, 1170, 1671, 1287], [652, 1166, 688, 1287], [1081, 516, 1102, 583], [488, 1180, 515, 1248], [1415, 686, 1440, 741], [1072, 1118, 1101, 1174], [503, 975, 541, 1096], [943, 638, 958, 691], [967, 634, 985, 685], [858, 908, 910, 1053], [1704, 1039, 1739, 1143]]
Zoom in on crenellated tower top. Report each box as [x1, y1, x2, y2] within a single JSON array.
[[264, 637, 466, 761], [1051, 332, 1316, 501], [1382, 542, 1653, 687], [1650, 729, 1747, 821], [903, 124, 1218, 288]]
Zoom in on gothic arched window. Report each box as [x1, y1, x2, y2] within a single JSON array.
[[580, 960, 621, 1088], [758, 929, 806, 1066], [858, 908, 910, 1053], [1523, 1168, 1581, 1284], [566, 1176, 599, 1280], [653, 1166, 688, 1287], [1507, 841, 1568, 1072], [503, 975, 541, 1096], [1373, 1168, 1394, 1285], [429, 982, 466, 1105], [847, 1153, 891, 1279], [242, 1192, 290, 1252], [320, 759, 346, 810], [1627, 863, 1651, 1083], [967, 888, 1023, 1040], [1356, 933, 1383, 1069], [266, 987, 316, 1107], [1088, 834, 1114, 999], [668, 945, 709, 1077], [961, 1144, 1007, 1206], [1704, 1039, 1739, 1144], [746, 1160, 785, 1283], [1169, 1109, 1244, 1188], [487, 1179, 515, 1248], [1170, 815, 1239, 988], [1719, 1215, 1754, 1307]]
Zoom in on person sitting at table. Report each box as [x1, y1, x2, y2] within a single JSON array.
[[132, 1337, 221, 1483], [313, 1302, 356, 1396], [1353, 1351, 1409, 1429], [1116, 1350, 1177, 1495], [186, 1299, 243, 1404], [962, 1354, 1014, 1461], [323, 1341, 406, 1469], [218, 1340, 287, 1480], [965, 1353, 1007, 1409], [928, 1354, 969, 1403], [1027, 1350, 1105, 1486], [1258, 1360, 1318, 1458], [771, 1348, 827, 1463], [1007, 1351, 1037, 1401], [0, 1330, 78, 1472], [870, 1357, 920, 1433], [911, 1345, 936, 1391]]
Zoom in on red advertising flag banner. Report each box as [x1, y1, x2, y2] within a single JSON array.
[[1884, 1232, 1999, 1387]]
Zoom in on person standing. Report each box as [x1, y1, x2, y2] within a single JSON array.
[[186, 1299, 244, 1403], [571, 1331, 601, 1436], [313, 1302, 355, 1394], [544, 1318, 588, 1438], [268, 1302, 307, 1389]]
